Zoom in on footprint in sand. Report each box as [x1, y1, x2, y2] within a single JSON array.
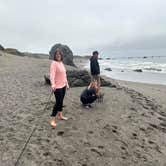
[[159, 111, 166, 117], [82, 164, 88, 166], [43, 151, 51, 157], [128, 115, 132, 119], [57, 131, 64, 136], [120, 145, 130, 160], [83, 141, 91, 146], [131, 132, 138, 140], [130, 107, 137, 112], [45, 139, 50, 143], [112, 125, 118, 133], [142, 105, 149, 110], [88, 130, 93, 134], [158, 117, 166, 121], [149, 123, 166, 133], [148, 140, 155, 145], [98, 145, 104, 149], [26, 115, 35, 123], [160, 121, 166, 127], [121, 146, 127, 150], [147, 140, 162, 153], [90, 148, 104, 156], [72, 126, 78, 130], [103, 124, 111, 130], [53, 159, 65, 166]]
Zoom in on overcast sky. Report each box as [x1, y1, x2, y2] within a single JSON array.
[[0, 0, 166, 56]]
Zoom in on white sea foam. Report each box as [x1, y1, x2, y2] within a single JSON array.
[[99, 56, 166, 73], [85, 56, 166, 85]]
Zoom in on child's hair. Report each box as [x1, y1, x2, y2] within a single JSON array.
[[89, 80, 99, 95], [91, 51, 99, 60], [92, 51, 99, 56]]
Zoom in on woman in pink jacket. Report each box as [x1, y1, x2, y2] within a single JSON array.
[[50, 50, 69, 127]]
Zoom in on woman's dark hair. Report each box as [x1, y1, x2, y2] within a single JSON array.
[[54, 50, 63, 61]]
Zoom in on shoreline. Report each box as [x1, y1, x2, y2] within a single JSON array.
[[75, 56, 166, 86]]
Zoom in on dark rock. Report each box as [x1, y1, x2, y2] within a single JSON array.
[[66, 70, 90, 87], [133, 69, 143, 72], [105, 68, 112, 71], [0, 44, 4, 50], [4, 48, 24, 56], [44, 69, 115, 87], [72, 79, 85, 87], [143, 56, 147, 58], [44, 75, 51, 85], [100, 77, 114, 87], [121, 70, 124, 72], [106, 58, 110, 60], [144, 67, 162, 72], [49, 43, 75, 66]]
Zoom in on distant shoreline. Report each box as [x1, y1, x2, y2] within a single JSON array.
[[74, 56, 166, 86]]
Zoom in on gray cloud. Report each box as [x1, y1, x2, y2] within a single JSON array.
[[0, 0, 166, 56]]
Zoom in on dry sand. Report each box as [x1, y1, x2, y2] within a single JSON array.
[[0, 52, 166, 166]]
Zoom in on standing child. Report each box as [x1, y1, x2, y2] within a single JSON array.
[[90, 51, 100, 88]]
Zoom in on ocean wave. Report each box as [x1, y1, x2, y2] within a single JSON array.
[[144, 67, 162, 72]]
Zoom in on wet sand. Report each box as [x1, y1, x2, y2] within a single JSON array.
[[0, 52, 166, 166]]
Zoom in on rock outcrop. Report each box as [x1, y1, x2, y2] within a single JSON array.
[[133, 69, 143, 72], [144, 67, 162, 72], [44, 70, 115, 87], [105, 68, 112, 71], [0, 44, 4, 50], [49, 43, 75, 66]]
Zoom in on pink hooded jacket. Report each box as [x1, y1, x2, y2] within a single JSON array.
[[50, 61, 69, 90]]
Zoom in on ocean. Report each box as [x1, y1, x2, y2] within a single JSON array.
[[84, 56, 166, 85]]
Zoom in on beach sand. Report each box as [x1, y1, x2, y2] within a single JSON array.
[[0, 52, 166, 166]]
